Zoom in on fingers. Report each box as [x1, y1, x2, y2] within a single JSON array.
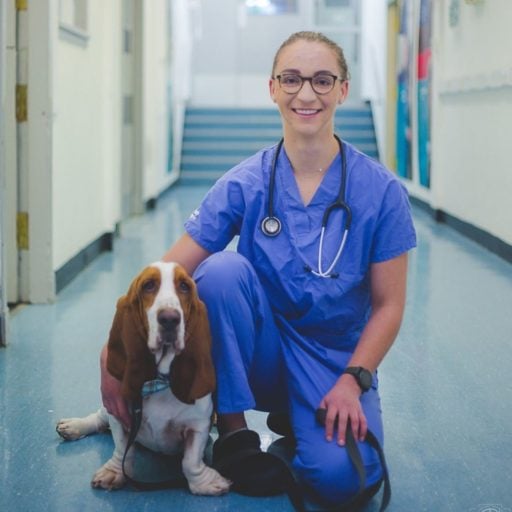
[[321, 407, 368, 446]]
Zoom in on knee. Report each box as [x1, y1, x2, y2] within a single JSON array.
[[194, 252, 255, 301], [295, 442, 382, 505]]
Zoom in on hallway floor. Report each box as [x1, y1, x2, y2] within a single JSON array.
[[1, 183, 511, 512]]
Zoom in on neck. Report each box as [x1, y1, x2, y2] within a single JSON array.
[[283, 133, 339, 176]]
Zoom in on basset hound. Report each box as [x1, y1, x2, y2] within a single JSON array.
[[56, 261, 231, 496]]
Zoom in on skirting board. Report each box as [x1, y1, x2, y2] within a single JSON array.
[[410, 196, 512, 265], [55, 231, 115, 293]]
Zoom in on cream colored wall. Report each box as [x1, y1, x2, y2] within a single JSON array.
[[430, 0, 512, 244], [53, 0, 122, 270], [53, 0, 178, 271], [142, 1, 175, 200]]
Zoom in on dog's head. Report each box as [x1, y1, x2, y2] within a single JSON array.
[[106, 262, 215, 405]]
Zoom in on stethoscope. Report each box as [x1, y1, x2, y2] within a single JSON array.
[[261, 134, 352, 279]]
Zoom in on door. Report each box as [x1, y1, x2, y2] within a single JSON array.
[[310, 0, 362, 102], [121, 0, 143, 217], [3, 0, 19, 308]]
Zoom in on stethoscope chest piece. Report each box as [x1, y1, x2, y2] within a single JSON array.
[[261, 216, 281, 236]]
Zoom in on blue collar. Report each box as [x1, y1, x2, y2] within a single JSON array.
[[141, 373, 170, 397]]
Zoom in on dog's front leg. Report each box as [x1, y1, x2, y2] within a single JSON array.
[[182, 427, 231, 496], [91, 414, 130, 490]]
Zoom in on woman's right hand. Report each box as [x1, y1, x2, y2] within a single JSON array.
[[100, 343, 131, 429]]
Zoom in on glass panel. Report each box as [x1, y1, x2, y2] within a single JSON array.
[[315, 0, 354, 26], [244, 0, 297, 16]]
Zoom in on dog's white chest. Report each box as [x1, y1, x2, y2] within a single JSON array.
[[136, 389, 213, 454]]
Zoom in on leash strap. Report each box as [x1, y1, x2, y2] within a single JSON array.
[[121, 399, 187, 490], [281, 409, 391, 512]]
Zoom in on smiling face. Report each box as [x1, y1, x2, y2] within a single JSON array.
[[269, 39, 349, 141]]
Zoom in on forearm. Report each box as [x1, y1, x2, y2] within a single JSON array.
[[346, 253, 408, 373], [346, 302, 404, 373], [161, 233, 211, 275]]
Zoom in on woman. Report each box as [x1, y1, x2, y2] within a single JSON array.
[[102, 31, 416, 508]]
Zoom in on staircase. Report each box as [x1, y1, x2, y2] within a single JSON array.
[[179, 104, 378, 183]]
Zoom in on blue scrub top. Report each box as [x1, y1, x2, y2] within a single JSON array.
[[185, 141, 417, 354]]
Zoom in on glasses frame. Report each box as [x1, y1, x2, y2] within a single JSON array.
[[273, 73, 343, 95]]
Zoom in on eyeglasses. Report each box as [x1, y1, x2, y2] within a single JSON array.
[[273, 73, 342, 95]]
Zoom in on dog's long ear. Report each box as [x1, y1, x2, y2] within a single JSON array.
[[170, 295, 215, 405], [106, 295, 128, 382], [106, 275, 156, 404]]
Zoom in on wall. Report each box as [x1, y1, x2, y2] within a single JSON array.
[[53, 0, 176, 272], [360, 0, 388, 160], [142, 1, 175, 200], [53, 1, 122, 271], [190, 0, 310, 107], [429, 0, 512, 245], [170, 0, 194, 179]]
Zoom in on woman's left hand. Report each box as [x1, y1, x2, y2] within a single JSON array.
[[319, 374, 367, 445]]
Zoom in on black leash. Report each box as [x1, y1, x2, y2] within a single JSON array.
[[121, 399, 187, 490], [120, 401, 390, 510], [280, 408, 391, 512]]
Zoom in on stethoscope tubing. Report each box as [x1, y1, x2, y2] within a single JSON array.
[[261, 135, 352, 278]]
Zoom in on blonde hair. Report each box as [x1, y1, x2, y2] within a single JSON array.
[[271, 31, 350, 81]]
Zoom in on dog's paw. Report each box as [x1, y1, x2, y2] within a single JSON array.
[[56, 411, 108, 441], [188, 466, 231, 496], [91, 463, 126, 490], [56, 418, 90, 441]]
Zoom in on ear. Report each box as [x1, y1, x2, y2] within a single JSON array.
[[106, 287, 156, 404], [337, 80, 349, 104], [269, 77, 277, 103], [106, 296, 128, 382], [170, 299, 215, 405]]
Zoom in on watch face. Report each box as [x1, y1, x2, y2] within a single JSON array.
[[359, 369, 372, 390]]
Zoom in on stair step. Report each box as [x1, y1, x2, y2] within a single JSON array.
[[179, 106, 378, 183]]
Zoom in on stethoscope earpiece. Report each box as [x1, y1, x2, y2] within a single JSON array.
[[262, 135, 351, 278]]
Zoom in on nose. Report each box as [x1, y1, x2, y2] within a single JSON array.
[[157, 308, 181, 330], [296, 78, 317, 100]]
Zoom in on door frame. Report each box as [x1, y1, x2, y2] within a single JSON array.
[[0, 0, 8, 344], [120, 0, 144, 217], [8, 0, 55, 306]]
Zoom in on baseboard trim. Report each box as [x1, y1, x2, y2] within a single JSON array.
[[410, 196, 512, 264], [55, 231, 116, 293]]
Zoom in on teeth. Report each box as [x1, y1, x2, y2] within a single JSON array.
[[296, 109, 317, 115]]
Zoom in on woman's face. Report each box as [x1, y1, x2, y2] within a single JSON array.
[[269, 40, 349, 140]]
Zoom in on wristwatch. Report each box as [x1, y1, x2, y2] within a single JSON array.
[[344, 366, 373, 393]]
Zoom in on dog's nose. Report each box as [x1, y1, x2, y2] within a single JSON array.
[[157, 308, 181, 330]]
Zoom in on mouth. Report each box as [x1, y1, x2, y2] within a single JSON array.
[[150, 330, 181, 354], [293, 108, 321, 117]]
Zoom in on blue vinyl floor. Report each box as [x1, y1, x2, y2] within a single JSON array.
[[1, 182, 512, 512]]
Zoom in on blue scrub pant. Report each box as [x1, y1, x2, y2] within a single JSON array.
[[194, 251, 384, 505]]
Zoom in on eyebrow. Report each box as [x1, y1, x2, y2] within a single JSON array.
[[279, 68, 338, 76]]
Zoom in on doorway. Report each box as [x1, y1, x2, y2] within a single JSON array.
[[309, 0, 362, 102], [121, 0, 143, 217]]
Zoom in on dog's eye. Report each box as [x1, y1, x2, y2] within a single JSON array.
[[142, 279, 157, 293], [178, 280, 190, 293]]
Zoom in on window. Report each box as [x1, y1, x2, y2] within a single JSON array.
[[244, 0, 297, 16], [59, 0, 89, 45]]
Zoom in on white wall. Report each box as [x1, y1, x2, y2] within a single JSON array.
[[142, 1, 175, 200], [53, 0, 177, 271], [53, 1, 122, 270], [190, 0, 310, 107], [360, 0, 388, 160], [170, 0, 194, 177], [430, 0, 512, 245]]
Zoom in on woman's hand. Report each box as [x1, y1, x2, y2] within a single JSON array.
[[100, 343, 131, 429], [319, 374, 367, 445]]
